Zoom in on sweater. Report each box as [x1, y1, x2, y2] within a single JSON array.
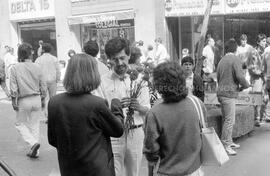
[[217, 53, 249, 98], [143, 97, 202, 176]]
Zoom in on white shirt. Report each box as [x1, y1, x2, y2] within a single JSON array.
[[237, 44, 253, 63], [202, 45, 214, 74], [96, 58, 110, 77], [186, 73, 194, 95], [155, 44, 169, 65], [35, 53, 60, 82], [94, 72, 151, 125]]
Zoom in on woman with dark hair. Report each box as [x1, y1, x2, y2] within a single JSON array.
[[47, 53, 124, 176], [10, 43, 47, 158], [144, 62, 204, 176]]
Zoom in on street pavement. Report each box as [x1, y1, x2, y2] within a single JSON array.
[[1, 88, 270, 176]]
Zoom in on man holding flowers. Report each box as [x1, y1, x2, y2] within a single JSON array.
[[95, 37, 150, 176]]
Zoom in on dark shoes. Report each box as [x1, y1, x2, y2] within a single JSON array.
[[27, 143, 40, 158]]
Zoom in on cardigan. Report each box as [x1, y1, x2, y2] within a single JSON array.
[[143, 97, 203, 176], [48, 93, 124, 176]]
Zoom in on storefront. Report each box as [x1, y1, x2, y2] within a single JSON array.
[[165, 0, 270, 62], [68, 10, 135, 62], [8, 0, 56, 59]]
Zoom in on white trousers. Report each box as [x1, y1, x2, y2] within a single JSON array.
[[112, 127, 144, 176], [15, 95, 42, 147]]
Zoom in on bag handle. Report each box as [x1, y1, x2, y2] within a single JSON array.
[[188, 96, 206, 128]]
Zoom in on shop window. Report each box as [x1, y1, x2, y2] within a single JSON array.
[[81, 19, 135, 63]]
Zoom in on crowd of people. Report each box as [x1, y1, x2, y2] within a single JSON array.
[[0, 32, 270, 176]]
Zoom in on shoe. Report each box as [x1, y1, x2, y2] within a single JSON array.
[[255, 120, 261, 127], [225, 147, 237, 156], [27, 143, 40, 158], [229, 143, 240, 149]]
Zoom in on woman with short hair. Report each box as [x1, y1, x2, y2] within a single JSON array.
[[10, 43, 47, 158], [47, 53, 124, 176], [144, 62, 204, 176]]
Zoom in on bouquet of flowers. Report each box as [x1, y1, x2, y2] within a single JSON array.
[[125, 69, 145, 134]]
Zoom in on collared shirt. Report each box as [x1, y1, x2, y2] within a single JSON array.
[[35, 53, 60, 83], [96, 57, 110, 77], [186, 73, 194, 95], [10, 61, 47, 99], [94, 72, 151, 125]]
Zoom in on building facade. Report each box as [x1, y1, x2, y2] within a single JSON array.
[[0, 0, 163, 63], [165, 0, 270, 62]]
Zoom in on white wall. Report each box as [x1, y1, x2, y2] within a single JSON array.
[[133, 0, 156, 48], [54, 0, 81, 61]]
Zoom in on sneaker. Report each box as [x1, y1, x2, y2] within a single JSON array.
[[255, 120, 261, 127], [27, 143, 40, 158], [225, 147, 237, 156], [229, 143, 240, 149]]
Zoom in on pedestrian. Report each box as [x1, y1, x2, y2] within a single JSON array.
[[83, 40, 110, 77], [247, 34, 266, 126], [95, 37, 150, 176], [144, 62, 203, 176], [35, 43, 60, 120], [129, 46, 144, 72], [10, 43, 47, 158], [37, 40, 43, 57], [0, 58, 10, 98], [67, 49, 76, 58], [154, 37, 169, 66], [217, 39, 249, 155], [202, 37, 215, 74], [47, 53, 124, 176], [237, 34, 253, 84], [181, 56, 204, 101]]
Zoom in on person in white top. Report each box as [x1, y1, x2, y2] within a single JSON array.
[[154, 37, 169, 66], [237, 34, 253, 84], [95, 37, 150, 176], [202, 37, 215, 74], [35, 43, 60, 120], [4, 46, 17, 93], [264, 37, 270, 54], [83, 40, 110, 77]]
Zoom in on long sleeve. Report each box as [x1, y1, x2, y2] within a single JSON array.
[[143, 111, 160, 164], [9, 66, 18, 98], [96, 100, 124, 137], [233, 59, 249, 89], [47, 99, 57, 147]]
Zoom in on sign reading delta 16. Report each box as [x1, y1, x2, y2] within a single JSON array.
[[9, 0, 55, 21]]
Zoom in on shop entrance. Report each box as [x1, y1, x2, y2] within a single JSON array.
[[19, 20, 57, 60]]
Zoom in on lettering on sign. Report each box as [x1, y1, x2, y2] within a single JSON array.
[[10, 0, 50, 14]]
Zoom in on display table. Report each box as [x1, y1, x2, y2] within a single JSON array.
[[206, 105, 254, 138]]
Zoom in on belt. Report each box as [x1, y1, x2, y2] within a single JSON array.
[[129, 124, 143, 130]]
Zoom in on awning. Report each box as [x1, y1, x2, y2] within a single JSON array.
[[68, 10, 135, 25]]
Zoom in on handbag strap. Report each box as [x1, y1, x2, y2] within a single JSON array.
[[188, 96, 206, 128]]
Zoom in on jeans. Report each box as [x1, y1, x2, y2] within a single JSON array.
[[218, 96, 236, 147], [111, 127, 144, 176], [15, 95, 42, 147]]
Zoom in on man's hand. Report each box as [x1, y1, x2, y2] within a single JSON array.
[[121, 97, 131, 108]]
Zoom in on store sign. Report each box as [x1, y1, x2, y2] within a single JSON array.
[[68, 10, 135, 25], [225, 0, 270, 14], [9, 0, 55, 21], [204, 92, 262, 105], [165, 0, 224, 17]]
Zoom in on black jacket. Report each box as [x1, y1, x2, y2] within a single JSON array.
[[193, 74, 205, 102], [48, 93, 124, 176]]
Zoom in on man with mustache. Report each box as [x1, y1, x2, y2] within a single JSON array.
[[95, 37, 150, 176]]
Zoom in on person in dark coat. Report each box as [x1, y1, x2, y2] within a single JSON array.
[[47, 53, 124, 176], [181, 56, 205, 101]]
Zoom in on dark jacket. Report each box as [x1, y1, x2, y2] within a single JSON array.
[[193, 74, 204, 102], [48, 93, 124, 176], [217, 53, 249, 98], [144, 97, 203, 175]]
